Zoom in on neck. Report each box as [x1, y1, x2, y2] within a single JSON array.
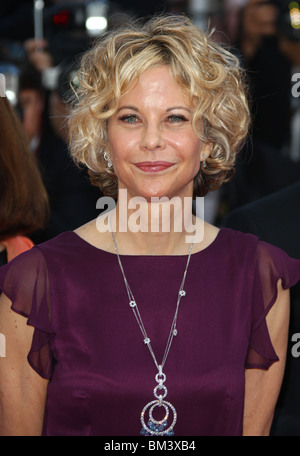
[[107, 190, 199, 255]]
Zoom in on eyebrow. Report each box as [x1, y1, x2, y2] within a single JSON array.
[[166, 107, 192, 112], [116, 106, 192, 113]]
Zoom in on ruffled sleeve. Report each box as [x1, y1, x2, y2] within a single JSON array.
[[246, 240, 300, 370], [0, 246, 55, 379]]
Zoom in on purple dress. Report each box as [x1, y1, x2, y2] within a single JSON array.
[[1, 227, 300, 436]]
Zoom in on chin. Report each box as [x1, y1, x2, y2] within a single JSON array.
[[120, 179, 193, 202], [139, 187, 178, 201]]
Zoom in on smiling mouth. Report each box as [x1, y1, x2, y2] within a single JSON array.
[[133, 161, 175, 173]]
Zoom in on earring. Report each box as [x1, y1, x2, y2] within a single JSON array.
[[202, 153, 207, 169], [103, 151, 113, 168]]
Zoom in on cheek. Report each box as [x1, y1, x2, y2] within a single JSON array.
[[168, 127, 200, 153], [175, 136, 201, 162], [182, 138, 202, 176], [108, 129, 138, 160]]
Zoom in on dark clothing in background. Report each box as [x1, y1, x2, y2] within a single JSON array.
[[245, 37, 292, 151], [224, 140, 300, 211], [31, 121, 102, 244]]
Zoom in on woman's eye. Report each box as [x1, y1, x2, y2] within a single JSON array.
[[167, 115, 188, 123], [119, 115, 139, 124]]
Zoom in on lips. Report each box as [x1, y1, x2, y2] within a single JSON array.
[[133, 161, 175, 173]]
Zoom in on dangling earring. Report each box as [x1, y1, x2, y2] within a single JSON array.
[[202, 153, 207, 169], [103, 151, 113, 168]]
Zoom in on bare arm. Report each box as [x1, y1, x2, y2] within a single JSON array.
[[0, 292, 48, 436], [243, 280, 290, 435]]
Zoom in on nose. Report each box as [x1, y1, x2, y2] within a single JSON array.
[[139, 123, 166, 151]]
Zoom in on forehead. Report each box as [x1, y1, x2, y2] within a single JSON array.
[[119, 65, 191, 107]]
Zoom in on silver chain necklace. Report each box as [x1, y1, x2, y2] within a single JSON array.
[[110, 228, 194, 436]]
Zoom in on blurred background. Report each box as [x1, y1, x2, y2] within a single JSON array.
[[0, 0, 300, 232]]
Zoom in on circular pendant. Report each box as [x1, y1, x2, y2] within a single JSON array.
[[140, 399, 177, 436]]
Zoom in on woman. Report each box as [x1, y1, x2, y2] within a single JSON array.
[[0, 96, 49, 264], [0, 15, 299, 436]]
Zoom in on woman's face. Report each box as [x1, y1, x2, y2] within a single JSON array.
[[108, 65, 209, 201]]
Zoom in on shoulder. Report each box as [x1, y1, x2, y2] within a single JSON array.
[[219, 226, 259, 252], [220, 227, 294, 266], [0, 229, 94, 281]]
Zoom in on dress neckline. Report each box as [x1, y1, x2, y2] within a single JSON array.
[[66, 227, 225, 258]]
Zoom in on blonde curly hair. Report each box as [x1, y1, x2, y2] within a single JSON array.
[[68, 15, 250, 199]]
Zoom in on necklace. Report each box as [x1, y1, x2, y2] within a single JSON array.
[[110, 229, 194, 436]]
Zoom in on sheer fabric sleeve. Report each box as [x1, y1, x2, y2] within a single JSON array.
[[246, 241, 300, 370], [0, 247, 54, 379]]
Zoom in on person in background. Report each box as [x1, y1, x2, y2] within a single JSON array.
[[211, 0, 300, 226], [0, 96, 49, 265], [16, 61, 103, 243]]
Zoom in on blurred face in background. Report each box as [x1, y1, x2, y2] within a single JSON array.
[[278, 36, 300, 67], [18, 88, 45, 145]]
